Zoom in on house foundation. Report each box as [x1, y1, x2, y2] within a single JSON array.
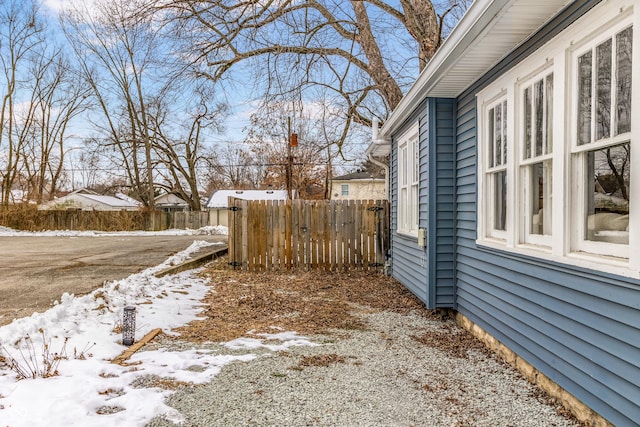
[[455, 312, 614, 427]]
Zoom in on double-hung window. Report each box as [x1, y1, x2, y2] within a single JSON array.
[[477, 0, 636, 274], [571, 23, 633, 259], [341, 184, 349, 196], [521, 72, 554, 245], [482, 96, 508, 240], [397, 123, 419, 235]]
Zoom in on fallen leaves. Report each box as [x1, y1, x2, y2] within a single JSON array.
[[175, 262, 432, 343], [296, 353, 346, 368], [411, 326, 493, 359]]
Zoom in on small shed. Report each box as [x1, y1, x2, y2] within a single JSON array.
[[206, 189, 290, 226], [155, 192, 190, 212]]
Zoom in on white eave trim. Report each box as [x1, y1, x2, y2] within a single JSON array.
[[378, 0, 570, 139]]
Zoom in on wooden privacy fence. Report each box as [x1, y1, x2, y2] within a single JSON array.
[[228, 198, 389, 271]]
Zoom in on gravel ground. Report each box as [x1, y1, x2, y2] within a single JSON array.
[[144, 309, 579, 426]]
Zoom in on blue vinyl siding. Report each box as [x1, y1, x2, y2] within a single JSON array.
[[390, 99, 456, 309], [389, 103, 428, 302], [452, 1, 640, 424], [428, 98, 456, 308]]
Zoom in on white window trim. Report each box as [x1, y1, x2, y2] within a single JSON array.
[[476, 0, 640, 278], [397, 122, 420, 236], [478, 92, 510, 242], [568, 17, 634, 260], [517, 68, 555, 248]]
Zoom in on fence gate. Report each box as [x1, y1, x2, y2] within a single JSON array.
[[227, 198, 389, 271]]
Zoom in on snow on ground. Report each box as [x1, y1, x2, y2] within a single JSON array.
[[0, 229, 314, 426]]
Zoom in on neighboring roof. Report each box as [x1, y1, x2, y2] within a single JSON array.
[[115, 192, 142, 206], [206, 189, 290, 208], [155, 192, 189, 206], [40, 192, 140, 210], [333, 171, 385, 181], [367, 0, 572, 156], [74, 193, 140, 208], [71, 188, 99, 195]]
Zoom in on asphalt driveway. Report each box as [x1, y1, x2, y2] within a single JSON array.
[[0, 234, 226, 326]]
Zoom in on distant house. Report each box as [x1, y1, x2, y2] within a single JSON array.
[[366, 0, 639, 425], [205, 189, 291, 226], [154, 192, 190, 212], [38, 189, 140, 211], [331, 171, 386, 200]]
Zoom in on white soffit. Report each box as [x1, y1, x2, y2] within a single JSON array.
[[380, 0, 572, 138]]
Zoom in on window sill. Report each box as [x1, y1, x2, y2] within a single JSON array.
[[396, 229, 418, 239], [475, 239, 639, 280]]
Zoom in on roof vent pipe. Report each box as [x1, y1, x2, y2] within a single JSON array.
[[368, 117, 389, 200], [372, 118, 380, 141]]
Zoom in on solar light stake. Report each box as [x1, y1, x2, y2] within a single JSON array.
[[122, 306, 136, 346]]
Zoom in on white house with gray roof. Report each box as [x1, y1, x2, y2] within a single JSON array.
[[38, 189, 140, 211]]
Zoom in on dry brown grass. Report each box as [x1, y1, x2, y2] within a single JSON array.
[[0, 204, 154, 232], [174, 257, 444, 343]]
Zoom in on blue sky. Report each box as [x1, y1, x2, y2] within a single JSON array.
[[31, 0, 433, 179]]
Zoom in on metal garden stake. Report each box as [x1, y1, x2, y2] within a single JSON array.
[[122, 306, 136, 346]]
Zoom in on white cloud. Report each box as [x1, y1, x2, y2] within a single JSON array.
[[40, 0, 96, 15]]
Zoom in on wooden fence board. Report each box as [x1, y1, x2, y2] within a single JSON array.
[[368, 201, 376, 267], [265, 201, 272, 269], [354, 200, 361, 267], [337, 201, 342, 269], [285, 201, 292, 269], [241, 199, 249, 270], [321, 201, 329, 271], [360, 201, 368, 268], [305, 201, 311, 269]]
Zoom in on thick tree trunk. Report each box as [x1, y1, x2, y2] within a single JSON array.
[[351, 1, 404, 110], [400, 0, 441, 70]]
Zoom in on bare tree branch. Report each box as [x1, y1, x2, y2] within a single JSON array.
[[151, 0, 467, 142]]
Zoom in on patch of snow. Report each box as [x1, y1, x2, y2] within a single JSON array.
[[0, 241, 309, 426], [223, 332, 319, 351]]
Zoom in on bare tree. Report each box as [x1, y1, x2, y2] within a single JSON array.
[[244, 103, 337, 199], [0, 0, 43, 205], [152, 0, 467, 151], [62, 0, 162, 208], [0, 0, 89, 204], [19, 51, 90, 202], [204, 143, 256, 190], [70, 145, 104, 190], [150, 92, 229, 210], [62, 0, 229, 210]]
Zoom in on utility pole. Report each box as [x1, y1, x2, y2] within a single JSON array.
[[286, 117, 293, 200]]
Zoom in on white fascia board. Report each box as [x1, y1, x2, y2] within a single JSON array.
[[369, 0, 571, 149], [379, 0, 508, 140]]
